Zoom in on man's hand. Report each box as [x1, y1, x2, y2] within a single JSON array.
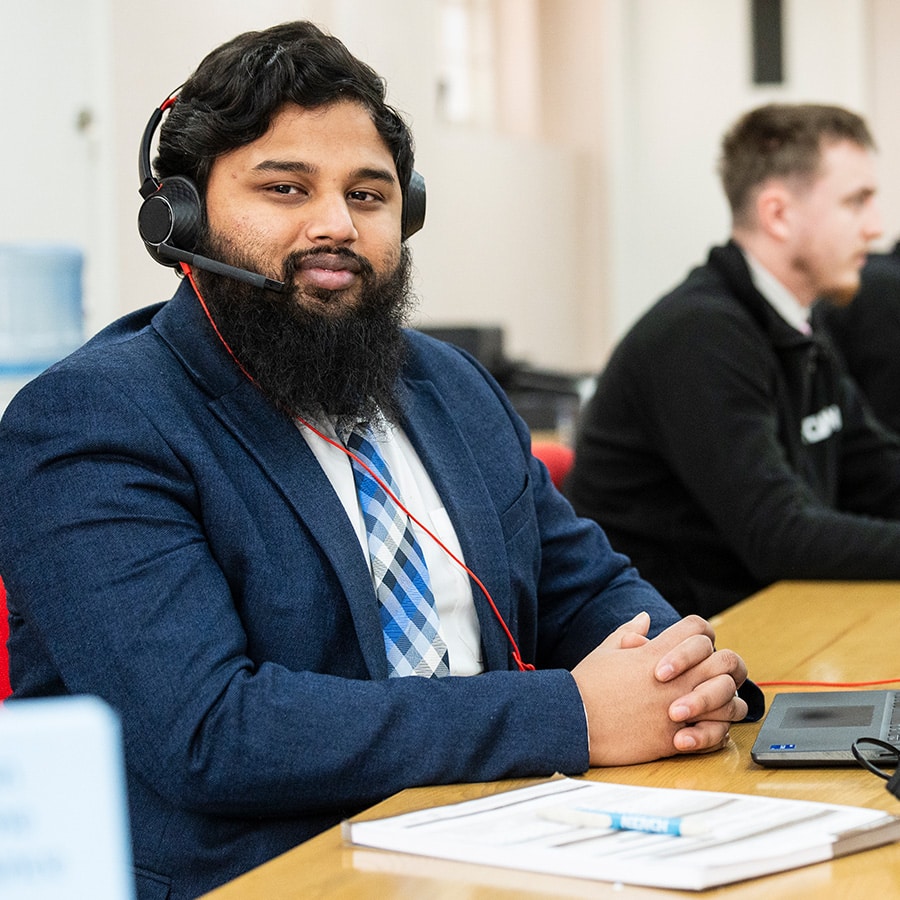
[[571, 614, 749, 766]]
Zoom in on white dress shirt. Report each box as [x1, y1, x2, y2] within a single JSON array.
[[297, 417, 484, 676], [742, 249, 813, 335]]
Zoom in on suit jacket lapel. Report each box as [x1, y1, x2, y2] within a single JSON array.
[[152, 285, 389, 678], [399, 375, 515, 672]]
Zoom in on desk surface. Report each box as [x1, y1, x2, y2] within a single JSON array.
[[201, 581, 900, 899]]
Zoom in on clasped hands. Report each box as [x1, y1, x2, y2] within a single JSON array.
[[572, 612, 749, 767]]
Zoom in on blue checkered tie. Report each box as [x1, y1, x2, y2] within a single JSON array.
[[343, 424, 450, 678]]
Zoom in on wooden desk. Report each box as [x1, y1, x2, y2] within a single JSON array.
[[201, 581, 900, 899]]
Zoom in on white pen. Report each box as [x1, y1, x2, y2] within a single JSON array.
[[539, 805, 711, 836]]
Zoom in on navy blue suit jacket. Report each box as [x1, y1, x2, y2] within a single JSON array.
[[0, 281, 680, 900]]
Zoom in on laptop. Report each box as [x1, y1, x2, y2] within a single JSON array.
[[751, 690, 900, 767]]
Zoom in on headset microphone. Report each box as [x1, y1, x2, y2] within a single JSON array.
[[137, 96, 426, 292], [156, 242, 287, 292]]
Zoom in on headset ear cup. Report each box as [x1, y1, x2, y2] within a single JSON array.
[[402, 170, 426, 241], [138, 175, 202, 266]]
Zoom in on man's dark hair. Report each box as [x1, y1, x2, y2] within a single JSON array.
[[155, 21, 415, 198], [719, 103, 875, 227]]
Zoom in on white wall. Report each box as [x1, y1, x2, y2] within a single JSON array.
[[0, 0, 113, 338], [3, 0, 899, 377], [869, 0, 900, 240]]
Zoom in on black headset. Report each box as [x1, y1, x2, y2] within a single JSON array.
[[137, 98, 426, 292]]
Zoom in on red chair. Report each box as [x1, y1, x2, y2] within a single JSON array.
[[0, 576, 10, 701], [532, 440, 575, 491]]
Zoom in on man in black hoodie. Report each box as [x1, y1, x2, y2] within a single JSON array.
[[567, 103, 900, 619]]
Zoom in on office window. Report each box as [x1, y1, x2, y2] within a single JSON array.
[[436, 0, 497, 126], [436, 0, 541, 137]]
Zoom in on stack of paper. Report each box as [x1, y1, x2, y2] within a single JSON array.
[[343, 776, 900, 890]]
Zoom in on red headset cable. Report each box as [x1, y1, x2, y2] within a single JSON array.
[[182, 263, 534, 672]]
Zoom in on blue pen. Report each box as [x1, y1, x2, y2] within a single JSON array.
[[539, 805, 711, 836]]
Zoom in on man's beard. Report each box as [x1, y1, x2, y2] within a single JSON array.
[[818, 279, 861, 308], [193, 234, 416, 432], [791, 253, 862, 308]]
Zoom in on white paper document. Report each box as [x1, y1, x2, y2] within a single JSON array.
[[343, 776, 900, 890]]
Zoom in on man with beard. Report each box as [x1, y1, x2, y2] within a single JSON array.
[[567, 103, 900, 620], [0, 22, 757, 900]]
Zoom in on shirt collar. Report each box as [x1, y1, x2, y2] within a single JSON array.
[[741, 248, 812, 335]]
